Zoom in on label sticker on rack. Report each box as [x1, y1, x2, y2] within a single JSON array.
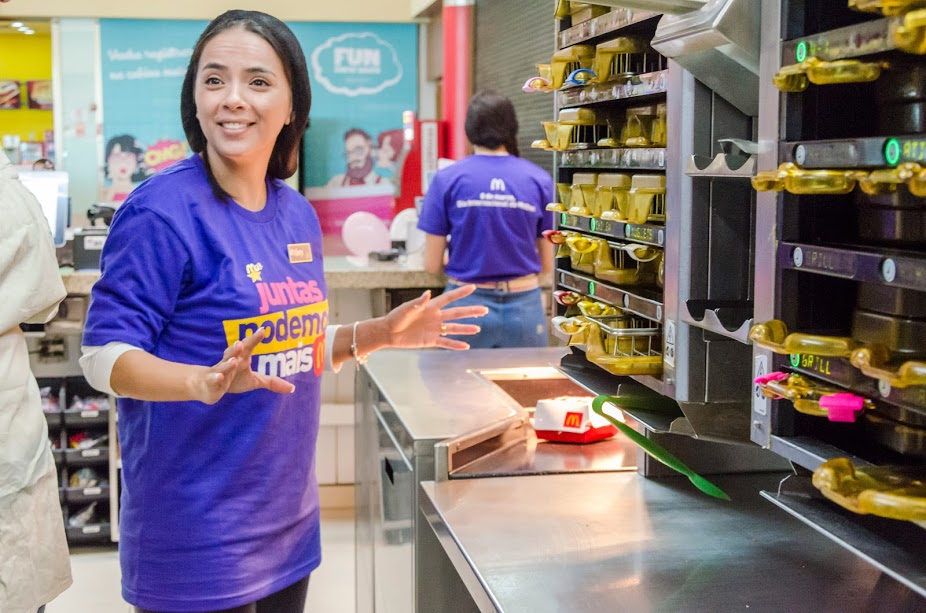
[[789, 354, 801, 368], [588, 281, 596, 296], [753, 355, 769, 416], [664, 320, 676, 368], [560, 213, 567, 226]]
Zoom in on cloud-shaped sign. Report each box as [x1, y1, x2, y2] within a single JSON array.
[[310, 32, 404, 98]]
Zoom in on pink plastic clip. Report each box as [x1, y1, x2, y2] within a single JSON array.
[[754, 371, 789, 386], [819, 393, 865, 423]]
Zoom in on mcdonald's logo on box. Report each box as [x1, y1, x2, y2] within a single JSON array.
[[562, 412, 584, 429]]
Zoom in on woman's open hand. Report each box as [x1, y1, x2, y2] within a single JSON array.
[[383, 284, 488, 350], [191, 328, 296, 404]]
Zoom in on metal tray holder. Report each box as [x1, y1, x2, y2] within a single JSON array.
[[592, 240, 662, 287], [564, 233, 598, 274], [559, 315, 664, 377]]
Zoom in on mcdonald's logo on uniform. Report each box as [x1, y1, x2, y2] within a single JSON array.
[[489, 178, 506, 192], [562, 412, 583, 429]]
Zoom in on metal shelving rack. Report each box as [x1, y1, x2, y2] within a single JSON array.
[[751, 0, 926, 597], [547, 2, 769, 452]]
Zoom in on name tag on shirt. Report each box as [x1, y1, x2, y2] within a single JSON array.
[[287, 243, 313, 264]]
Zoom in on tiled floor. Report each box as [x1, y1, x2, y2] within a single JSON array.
[[45, 508, 356, 613]]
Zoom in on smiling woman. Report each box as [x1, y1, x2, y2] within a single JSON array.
[[78, 9, 486, 613]]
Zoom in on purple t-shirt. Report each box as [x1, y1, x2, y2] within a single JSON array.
[[83, 155, 327, 611], [417, 154, 554, 283]]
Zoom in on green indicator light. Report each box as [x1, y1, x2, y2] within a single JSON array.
[[560, 213, 567, 226], [589, 218, 597, 232], [885, 138, 902, 166], [588, 281, 596, 296], [789, 354, 801, 368], [796, 41, 807, 63]]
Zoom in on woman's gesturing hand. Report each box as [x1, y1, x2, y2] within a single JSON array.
[[383, 284, 488, 350], [192, 328, 296, 404]]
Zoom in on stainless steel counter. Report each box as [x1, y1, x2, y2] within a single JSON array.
[[418, 472, 923, 612], [60, 255, 449, 294], [356, 347, 581, 613], [362, 347, 569, 449]]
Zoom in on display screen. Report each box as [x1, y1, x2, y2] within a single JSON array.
[[18, 171, 69, 247]]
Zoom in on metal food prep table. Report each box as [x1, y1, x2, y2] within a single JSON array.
[[417, 471, 923, 612], [356, 346, 620, 613]]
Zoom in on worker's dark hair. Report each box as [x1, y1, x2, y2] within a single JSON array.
[[464, 90, 520, 157], [180, 10, 311, 201]]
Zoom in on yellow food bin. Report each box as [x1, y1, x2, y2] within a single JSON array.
[[550, 45, 596, 90], [626, 174, 666, 224], [569, 173, 599, 217], [593, 37, 648, 83], [594, 174, 632, 219]]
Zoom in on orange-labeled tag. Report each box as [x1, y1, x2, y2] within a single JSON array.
[[288, 243, 313, 263]]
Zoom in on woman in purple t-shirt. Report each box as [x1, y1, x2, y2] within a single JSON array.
[[80, 11, 486, 613], [418, 91, 555, 348]]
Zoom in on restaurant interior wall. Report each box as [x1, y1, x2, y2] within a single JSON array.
[[0, 0, 414, 23], [473, 0, 554, 174], [0, 30, 52, 144]]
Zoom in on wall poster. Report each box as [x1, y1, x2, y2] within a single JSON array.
[[99, 19, 418, 253], [293, 23, 418, 255], [26, 80, 53, 110], [0, 80, 21, 110]]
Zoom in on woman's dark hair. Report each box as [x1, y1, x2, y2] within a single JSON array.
[[464, 90, 520, 157], [180, 10, 311, 201], [104, 134, 147, 182]]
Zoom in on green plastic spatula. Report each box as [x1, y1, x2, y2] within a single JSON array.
[[592, 395, 731, 501]]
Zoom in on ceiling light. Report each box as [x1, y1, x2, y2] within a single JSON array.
[[11, 21, 23, 28], [24, 30, 35, 35]]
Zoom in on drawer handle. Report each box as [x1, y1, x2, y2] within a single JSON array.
[[565, 234, 599, 254], [858, 163, 923, 195], [804, 57, 884, 85], [576, 300, 620, 318], [552, 290, 582, 307], [533, 139, 554, 152], [749, 320, 858, 357], [895, 9, 926, 54], [813, 458, 926, 521], [850, 347, 926, 388], [756, 372, 871, 422], [751, 163, 866, 195], [849, 0, 926, 16], [615, 243, 660, 263], [774, 57, 884, 92], [551, 316, 590, 337], [773, 62, 810, 92]]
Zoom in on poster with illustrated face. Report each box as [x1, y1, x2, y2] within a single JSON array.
[[292, 23, 418, 254], [99, 19, 205, 204], [98, 19, 417, 247]]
